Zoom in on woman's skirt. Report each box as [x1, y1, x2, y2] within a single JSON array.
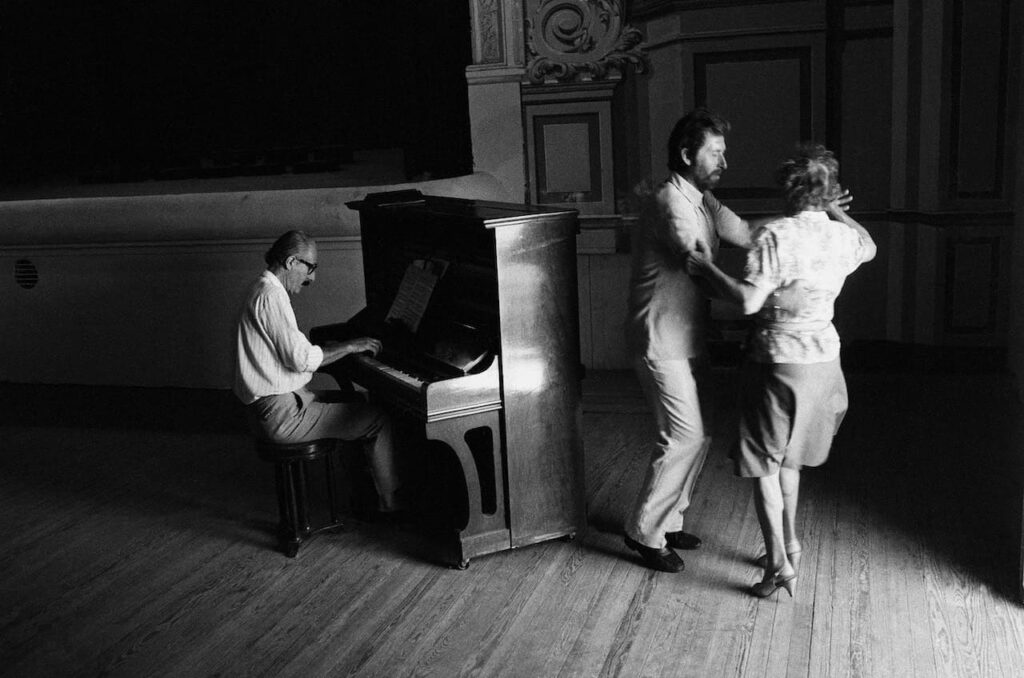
[[732, 358, 848, 477]]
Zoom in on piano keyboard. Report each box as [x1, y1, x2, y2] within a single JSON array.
[[352, 353, 428, 392]]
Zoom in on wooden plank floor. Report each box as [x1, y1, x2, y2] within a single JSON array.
[[1, 367, 1022, 678]]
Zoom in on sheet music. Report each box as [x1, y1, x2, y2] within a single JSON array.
[[385, 259, 448, 333]]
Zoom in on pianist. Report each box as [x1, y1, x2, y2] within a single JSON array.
[[233, 230, 403, 514]]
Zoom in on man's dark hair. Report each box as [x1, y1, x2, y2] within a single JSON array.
[[265, 230, 314, 268], [775, 142, 840, 216], [666, 108, 731, 174]]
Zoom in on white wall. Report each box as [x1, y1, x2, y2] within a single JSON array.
[[0, 173, 506, 389]]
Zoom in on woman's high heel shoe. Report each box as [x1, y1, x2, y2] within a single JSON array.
[[750, 570, 797, 599]]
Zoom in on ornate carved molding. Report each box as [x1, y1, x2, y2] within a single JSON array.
[[471, 0, 505, 65], [525, 0, 648, 84]]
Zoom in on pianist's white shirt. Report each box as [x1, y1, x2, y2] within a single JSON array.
[[234, 271, 325, 405]]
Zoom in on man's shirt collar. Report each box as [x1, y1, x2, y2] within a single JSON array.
[[668, 172, 706, 205], [261, 269, 284, 290]]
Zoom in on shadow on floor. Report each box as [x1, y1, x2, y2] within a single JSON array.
[[3, 367, 1021, 596]]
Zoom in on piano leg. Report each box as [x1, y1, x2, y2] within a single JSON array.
[[426, 410, 510, 569]]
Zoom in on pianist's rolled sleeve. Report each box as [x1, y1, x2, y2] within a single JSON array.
[[234, 271, 324, 405]]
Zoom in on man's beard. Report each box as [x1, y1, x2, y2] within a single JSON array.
[[696, 170, 722, 191]]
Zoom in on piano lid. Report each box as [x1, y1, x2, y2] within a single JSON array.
[[347, 191, 577, 229], [355, 189, 426, 208]]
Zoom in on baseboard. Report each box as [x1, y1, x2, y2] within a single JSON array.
[[843, 341, 1007, 374], [1, 382, 246, 433], [707, 340, 1008, 374]]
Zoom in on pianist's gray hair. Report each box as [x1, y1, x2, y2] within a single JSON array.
[[265, 230, 314, 268]]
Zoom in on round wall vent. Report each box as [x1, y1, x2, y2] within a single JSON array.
[[15, 259, 39, 289]]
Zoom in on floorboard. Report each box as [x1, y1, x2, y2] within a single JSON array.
[[1, 367, 1023, 677]]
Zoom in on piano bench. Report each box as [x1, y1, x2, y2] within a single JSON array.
[[256, 438, 348, 558]]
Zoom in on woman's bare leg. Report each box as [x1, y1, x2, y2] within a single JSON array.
[[779, 467, 803, 567], [752, 474, 793, 580]]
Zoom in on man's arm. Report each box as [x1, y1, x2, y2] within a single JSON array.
[[656, 184, 714, 257], [319, 337, 382, 367], [685, 242, 773, 315], [258, 288, 328, 374], [716, 209, 761, 249], [705, 192, 763, 249], [713, 192, 855, 249]]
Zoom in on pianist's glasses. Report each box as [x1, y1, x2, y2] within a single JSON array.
[[295, 258, 318, 274]]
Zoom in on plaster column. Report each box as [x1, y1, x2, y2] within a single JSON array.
[[466, 0, 528, 202]]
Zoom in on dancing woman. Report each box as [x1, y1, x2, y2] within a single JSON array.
[[685, 143, 876, 597]]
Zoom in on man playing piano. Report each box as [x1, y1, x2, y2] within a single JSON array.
[[233, 230, 403, 514]]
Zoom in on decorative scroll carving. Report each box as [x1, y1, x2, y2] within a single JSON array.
[[525, 0, 647, 84]]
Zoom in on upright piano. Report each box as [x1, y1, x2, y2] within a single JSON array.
[[311, 190, 586, 568]]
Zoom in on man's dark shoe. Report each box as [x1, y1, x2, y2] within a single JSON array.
[[665, 530, 702, 550], [624, 536, 685, 573]]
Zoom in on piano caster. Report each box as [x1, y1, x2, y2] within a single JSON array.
[[560, 532, 577, 543], [451, 559, 470, 570]]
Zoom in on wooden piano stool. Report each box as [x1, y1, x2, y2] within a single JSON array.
[[255, 438, 350, 557]]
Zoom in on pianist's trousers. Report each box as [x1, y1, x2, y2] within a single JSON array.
[[626, 356, 712, 550], [248, 388, 401, 511]]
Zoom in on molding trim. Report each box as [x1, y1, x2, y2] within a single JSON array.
[[884, 210, 1015, 227], [470, 0, 506, 65], [641, 25, 825, 50], [731, 210, 1016, 227], [706, 340, 1009, 372], [465, 67, 527, 85], [632, 0, 810, 21], [844, 341, 1007, 372], [0, 237, 363, 257], [844, 27, 893, 41]]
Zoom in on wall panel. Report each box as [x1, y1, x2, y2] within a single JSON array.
[[586, 254, 632, 369], [694, 46, 811, 199], [944, 236, 1000, 333], [949, 0, 1012, 201], [886, 214, 1013, 347], [936, 224, 1012, 345], [524, 86, 617, 215], [840, 36, 893, 210], [674, 31, 827, 211]]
